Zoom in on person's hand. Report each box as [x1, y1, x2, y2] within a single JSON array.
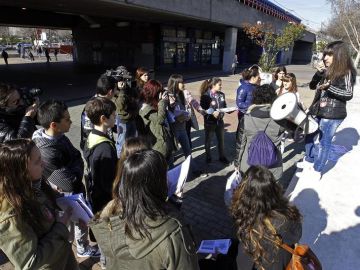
[[160, 91, 169, 101], [25, 102, 38, 118], [169, 95, 176, 105], [318, 82, 330, 91], [56, 207, 72, 226], [315, 61, 326, 72], [213, 111, 220, 119]]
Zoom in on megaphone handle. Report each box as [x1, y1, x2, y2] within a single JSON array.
[[294, 111, 313, 142]]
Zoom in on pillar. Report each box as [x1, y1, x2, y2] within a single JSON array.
[[222, 27, 238, 72]]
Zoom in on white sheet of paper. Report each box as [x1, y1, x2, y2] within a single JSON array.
[[167, 155, 191, 197], [56, 194, 93, 223], [197, 239, 232, 254], [217, 107, 237, 113]]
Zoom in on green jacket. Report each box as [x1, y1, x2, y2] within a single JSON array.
[[113, 88, 138, 123], [89, 200, 199, 270], [139, 99, 174, 160], [0, 192, 78, 270]]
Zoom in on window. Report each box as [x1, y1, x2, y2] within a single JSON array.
[[177, 29, 186, 38], [163, 42, 176, 64], [177, 43, 186, 63], [162, 27, 176, 37]]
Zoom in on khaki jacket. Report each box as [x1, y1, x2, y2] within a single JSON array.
[[89, 200, 199, 270], [0, 192, 78, 270], [139, 100, 174, 159]]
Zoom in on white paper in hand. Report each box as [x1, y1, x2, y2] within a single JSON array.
[[56, 194, 94, 224], [224, 171, 242, 206], [167, 155, 191, 197]]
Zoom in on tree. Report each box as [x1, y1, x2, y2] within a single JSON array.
[[326, 0, 360, 67], [243, 22, 305, 71]]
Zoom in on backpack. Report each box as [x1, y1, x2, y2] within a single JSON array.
[[247, 115, 279, 167]]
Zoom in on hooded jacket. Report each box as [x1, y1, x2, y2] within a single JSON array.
[[83, 129, 117, 213], [32, 128, 84, 193], [0, 106, 35, 143], [139, 99, 174, 160], [235, 104, 284, 180], [89, 200, 199, 270], [0, 181, 78, 270]]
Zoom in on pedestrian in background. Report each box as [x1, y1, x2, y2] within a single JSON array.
[[1, 50, 8, 65]]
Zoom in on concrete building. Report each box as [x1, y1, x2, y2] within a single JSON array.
[[0, 0, 315, 71]]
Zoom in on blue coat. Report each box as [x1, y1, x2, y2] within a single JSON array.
[[236, 80, 257, 114]]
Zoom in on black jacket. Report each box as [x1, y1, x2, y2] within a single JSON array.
[[309, 71, 355, 119], [83, 129, 117, 213], [0, 107, 35, 143], [32, 128, 84, 193], [200, 90, 227, 125]]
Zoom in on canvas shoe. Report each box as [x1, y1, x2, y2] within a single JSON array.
[[77, 245, 101, 258]]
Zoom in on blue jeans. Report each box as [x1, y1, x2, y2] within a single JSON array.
[[314, 119, 343, 172], [174, 128, 191, 157], [305, 118, 343, 172]]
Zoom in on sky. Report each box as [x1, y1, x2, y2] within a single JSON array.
[[268, 0, 333, 31]]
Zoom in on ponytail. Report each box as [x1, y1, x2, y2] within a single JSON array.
[[200, 77, 222, 95]]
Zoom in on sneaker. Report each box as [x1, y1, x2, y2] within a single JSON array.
[[219, 156, 230, 165], [206, 157, 212, 163], [77, 246, 101, 258]]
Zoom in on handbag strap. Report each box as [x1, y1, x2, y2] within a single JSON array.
[[252, 229, 297, 256]]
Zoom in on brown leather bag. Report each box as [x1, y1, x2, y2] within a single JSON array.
[[253, 229, 322, 270], [280, 242, 322, 270]]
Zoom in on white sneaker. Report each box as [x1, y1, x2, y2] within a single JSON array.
[[296, 160, 313, 169]]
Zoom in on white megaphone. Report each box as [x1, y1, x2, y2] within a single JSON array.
[[270, 92, 318, 134]]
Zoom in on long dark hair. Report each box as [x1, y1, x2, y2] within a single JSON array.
[[279, 72, 297, 95], [119, 149, 168, 239], [199, 77, 222, 95], [0, 139, 51, 233], [230, 166, 301, 269], [110, 137, 150, 215], [167, 74, 185, 106], [323, 41, 357, 84], [273, 66, 287, 81]]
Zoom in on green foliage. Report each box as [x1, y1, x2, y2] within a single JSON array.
[[243, 22, 305, 71]]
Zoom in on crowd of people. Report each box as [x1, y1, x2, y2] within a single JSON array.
[[0, 40, 356, 269]]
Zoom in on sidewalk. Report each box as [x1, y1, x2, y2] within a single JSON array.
[[286, 79, 360, 270]]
